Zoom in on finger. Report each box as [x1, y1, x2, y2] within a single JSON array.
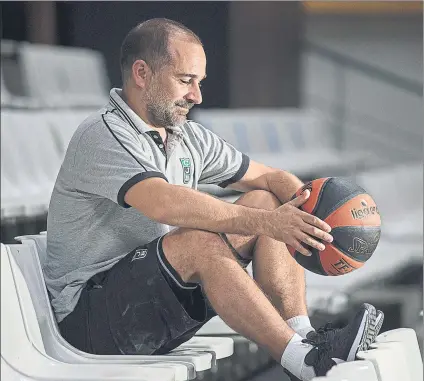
[[290, 239, 311, 256], [296, 232, 326, 251], [302, 223, 333, 243], [301, 212, 332, 232], [289, 189, 310, 208]]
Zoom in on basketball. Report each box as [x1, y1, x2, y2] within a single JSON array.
[[288, 177, 381, 276]]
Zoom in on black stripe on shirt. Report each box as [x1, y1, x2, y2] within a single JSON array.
[[118, 172, 168, 208], [218, 153, 250, 188], [109, 96, 142, 135]]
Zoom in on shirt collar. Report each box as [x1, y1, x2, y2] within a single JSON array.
[[108, 88, 183, 137]]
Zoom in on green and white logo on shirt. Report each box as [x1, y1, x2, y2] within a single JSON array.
[[179, 158, 191, 184]]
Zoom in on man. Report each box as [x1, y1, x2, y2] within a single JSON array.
[[45, 18, 383, 380]]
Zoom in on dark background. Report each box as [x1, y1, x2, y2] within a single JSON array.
[[1, 1, 304, 109]]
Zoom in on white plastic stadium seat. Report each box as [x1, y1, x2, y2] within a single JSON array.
[[1, 243, 178, 381], [1, 113, 47, 218], [375, 328, 423, 381], [1, 107, 95, 220], [357, 344, 411, 381], [326, 360, 378, 380], [1, 357, 30, 381], [1, 175, 25, 220], [4, 242, 191, 380], [15, 234, 234, 359], [14, 232, 240, 342], [7, 241, 213, 376], [1, 109, 62, 217], [45, 108, 96, 158], [193, 108, 369, 181], [19, 42, 109, 106], [356, 162, 423, 240], [12, 236, 233, 371], [371, 340, 421, 381]]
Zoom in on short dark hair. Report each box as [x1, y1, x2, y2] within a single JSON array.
[[120, 18, 202, 83]]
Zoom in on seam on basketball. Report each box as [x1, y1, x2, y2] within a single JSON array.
[[311, 178, 332, 216], [322, 190, 367, 220]]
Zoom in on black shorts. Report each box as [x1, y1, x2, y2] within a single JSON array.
[[58, 236, 217, 355]]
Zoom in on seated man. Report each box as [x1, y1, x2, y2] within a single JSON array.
[[45, 18, 383, 381]]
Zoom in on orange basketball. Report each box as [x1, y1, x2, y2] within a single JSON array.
[[288, 177, 381, 276]]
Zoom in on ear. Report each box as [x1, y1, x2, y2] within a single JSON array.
[[132, 60, 151, 88]]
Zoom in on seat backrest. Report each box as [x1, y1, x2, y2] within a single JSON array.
[[8, 241, 55, 331], [376, 329, 423, 381], [356, 162, 423, 215], [1, 244, 46, 360], [16, 235, 48, 265], [327, 360, 378, 380], [192, 109, 330, 154], [370, 342, 413, 381], [45, 108, 96, 158], [2, 109, 63, 192], [357, 347, 411, 381], [1, 357, 24, 381], [9, 239, 86, 360], [19, 42, 109, 105]]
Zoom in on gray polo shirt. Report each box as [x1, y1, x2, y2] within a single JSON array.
[[45, 88, 249, 322]]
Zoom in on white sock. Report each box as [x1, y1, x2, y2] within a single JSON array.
[[286, 315, 315, 338], [281, 333, 316, 381]]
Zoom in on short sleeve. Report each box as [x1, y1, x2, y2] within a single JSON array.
[[72, 119, 167, 208], [192, 123, 250, 188]]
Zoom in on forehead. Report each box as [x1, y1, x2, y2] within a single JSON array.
[[167, 38, 206, 75]]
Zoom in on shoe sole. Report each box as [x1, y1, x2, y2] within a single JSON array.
[[372, 310, 385, 341], [347, 303, 377, 361]]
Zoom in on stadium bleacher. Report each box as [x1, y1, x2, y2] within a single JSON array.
[[1, 40, 422, 381]]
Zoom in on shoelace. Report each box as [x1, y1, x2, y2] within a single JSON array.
[[316, 322, 335, 334], [301, 337, 330, 351], [300, 329, 335, 369]]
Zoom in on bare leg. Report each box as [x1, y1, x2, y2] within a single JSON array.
[[162, 227, 295, 361], [252, 236, 307, 319], [225, 190, 308, 319]]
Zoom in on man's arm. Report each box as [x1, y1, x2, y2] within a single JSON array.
[[125, 164, 332, 254], [226, 160, 304, 204], [125, 177, 271, 237]]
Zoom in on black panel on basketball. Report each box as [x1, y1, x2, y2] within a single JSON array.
[[331, 226, 382, 262], [312, 178, 366, 220], [294, 249, 326, 276]]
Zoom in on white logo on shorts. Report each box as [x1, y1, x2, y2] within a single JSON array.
[[132, 248, 147, 262]]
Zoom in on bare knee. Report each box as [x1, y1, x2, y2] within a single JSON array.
[[235, 190, 281, 211], [160, 191, 281, 284], [161, 228, 236, 284]]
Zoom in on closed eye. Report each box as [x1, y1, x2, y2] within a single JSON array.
[[180, 79, 203, 88]]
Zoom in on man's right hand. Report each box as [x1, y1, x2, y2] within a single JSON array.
[[267, 190, 333, 256]]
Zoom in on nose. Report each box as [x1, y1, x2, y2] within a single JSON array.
[[185, 82, 202, 105]]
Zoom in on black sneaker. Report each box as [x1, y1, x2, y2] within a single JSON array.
[[311, 303, 382, 362], [284, 303, 380, 381]]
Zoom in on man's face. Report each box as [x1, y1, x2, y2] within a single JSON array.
[[144, 39, 206, 128]]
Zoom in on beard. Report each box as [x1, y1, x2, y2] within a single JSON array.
[[145, 81, 193, 128]]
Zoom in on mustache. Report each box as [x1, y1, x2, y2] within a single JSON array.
[[175, 101, 194, 110]]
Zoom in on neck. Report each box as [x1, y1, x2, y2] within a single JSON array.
[[122, 86, 165, 133]]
